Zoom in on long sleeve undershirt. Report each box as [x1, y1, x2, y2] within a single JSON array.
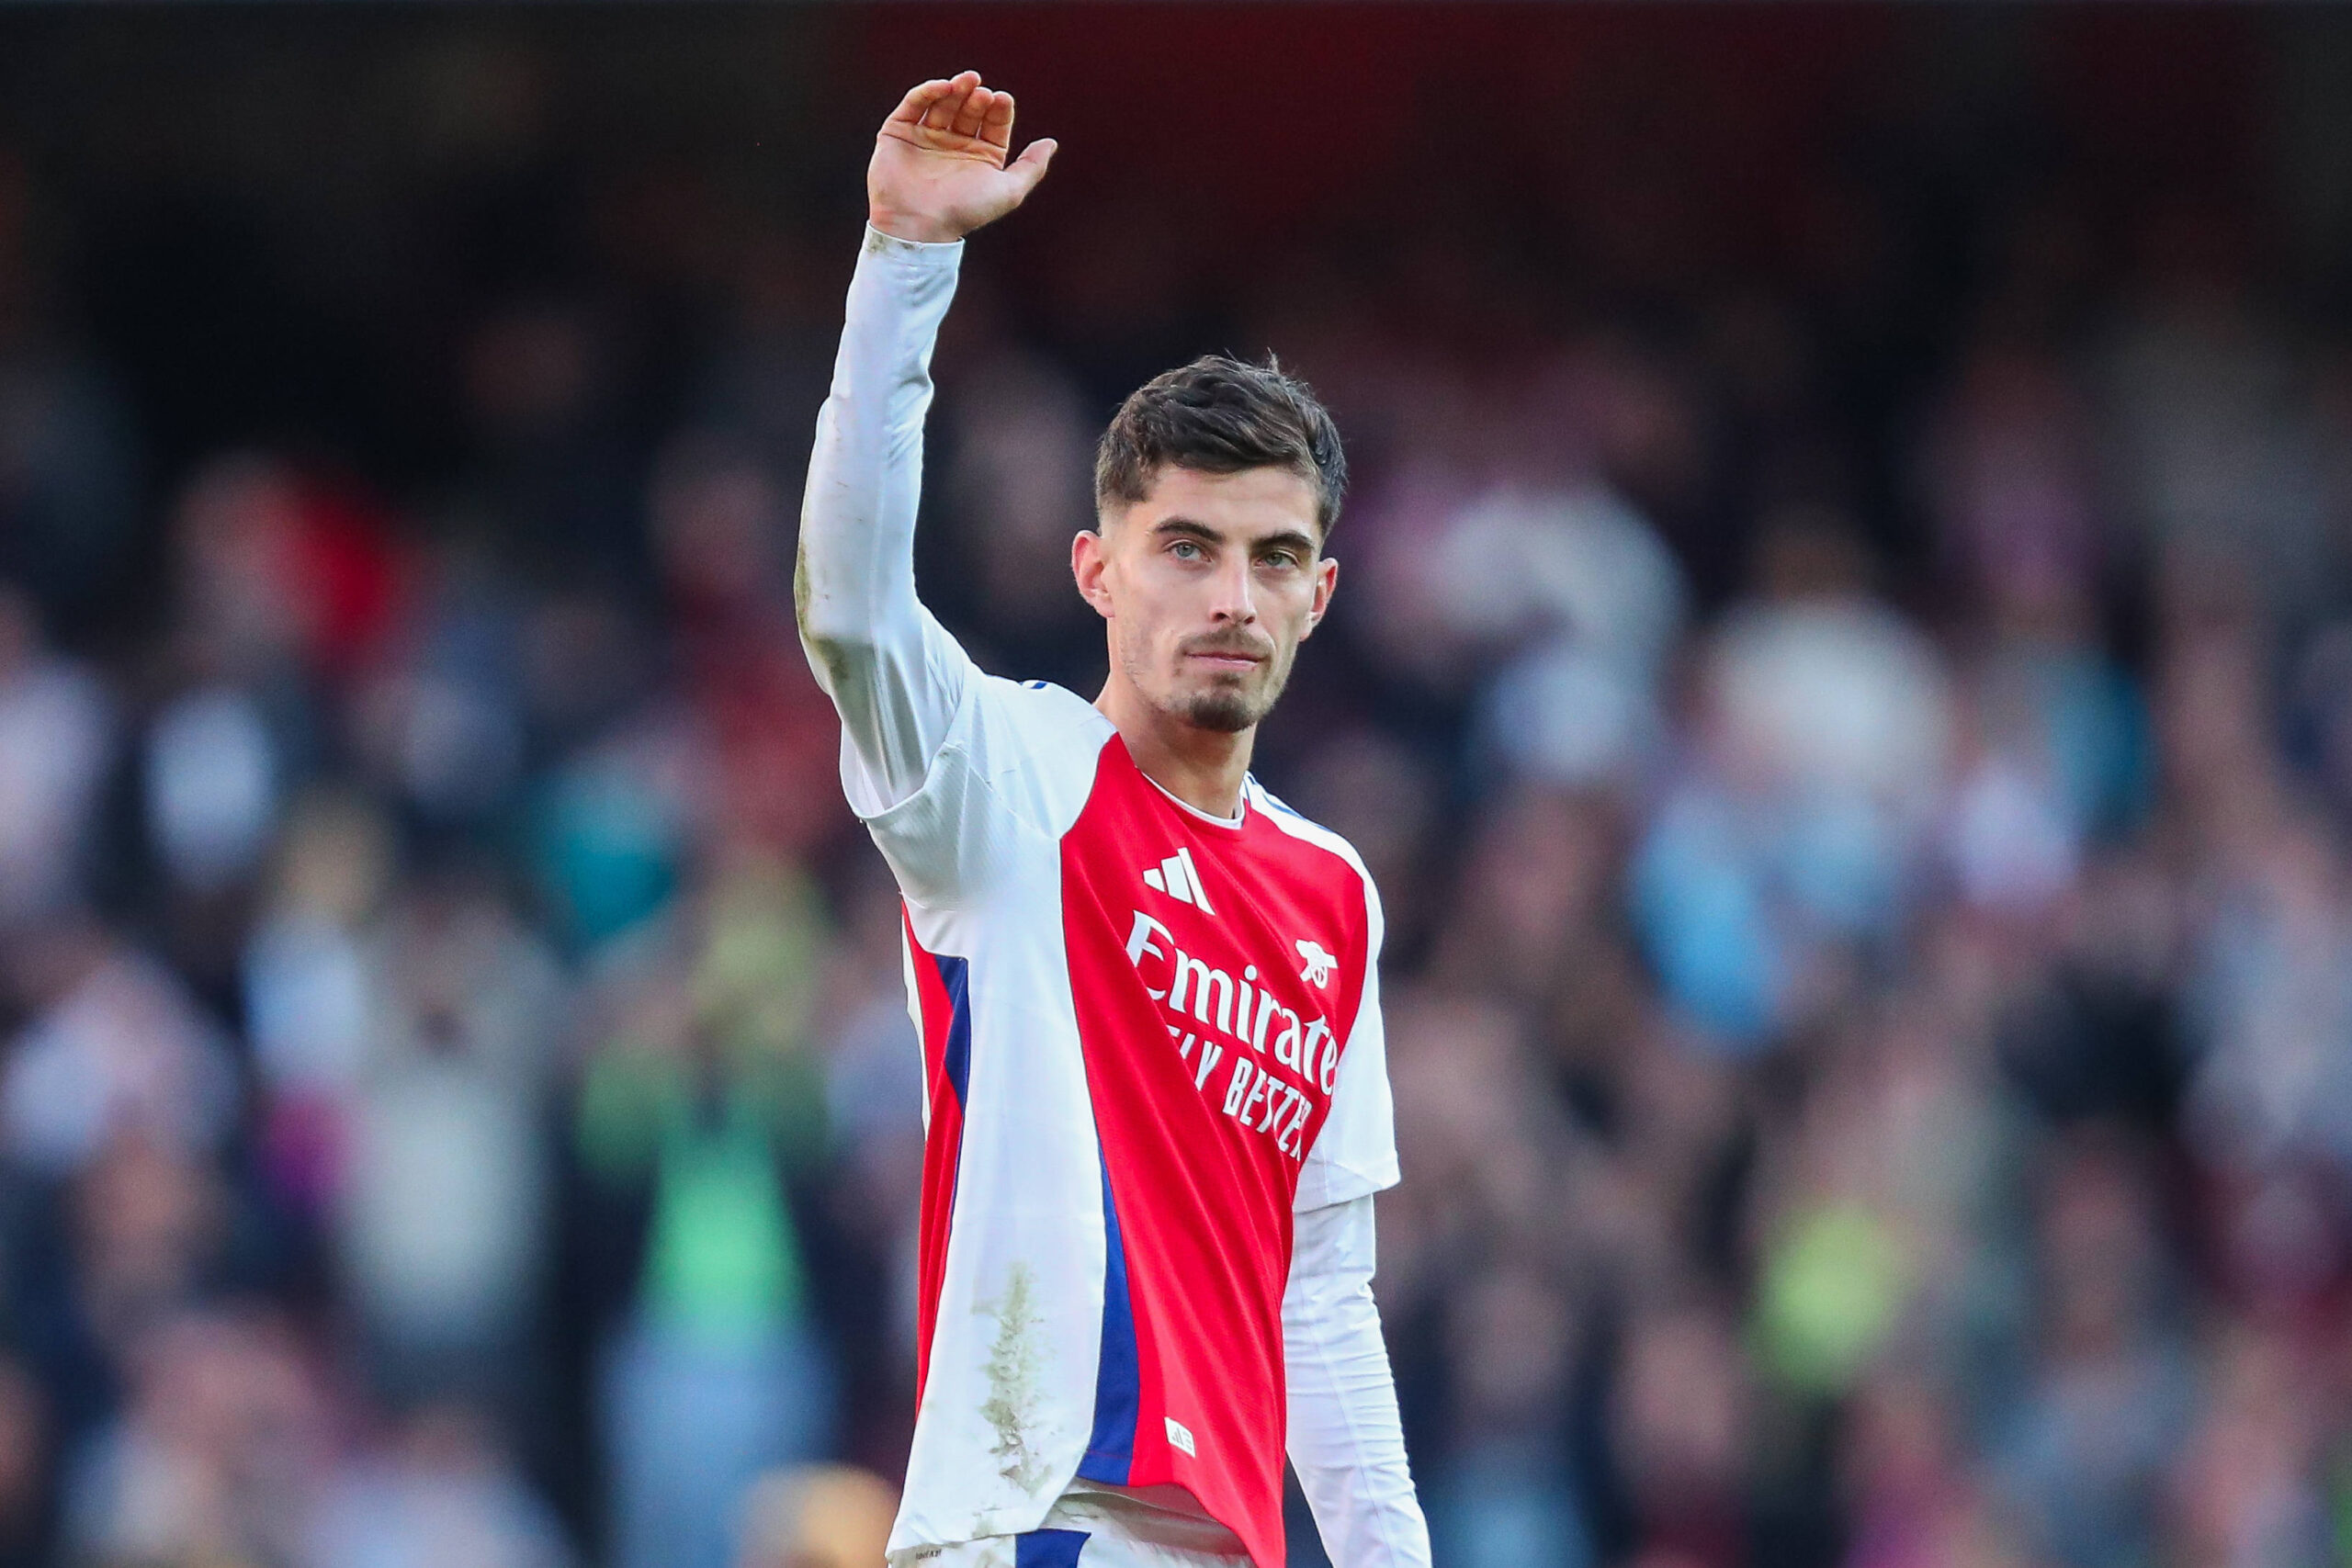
[[797, 225, 1429, 1568], [1284, 1195, 1433, 1568]]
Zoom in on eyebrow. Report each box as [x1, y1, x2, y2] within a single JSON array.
[[1149, 516, 1320, 556]]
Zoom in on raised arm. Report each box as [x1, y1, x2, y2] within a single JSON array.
[[797, 73, 1056, 813]]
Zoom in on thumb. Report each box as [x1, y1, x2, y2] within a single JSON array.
[[1006, 137, 1057, 197]]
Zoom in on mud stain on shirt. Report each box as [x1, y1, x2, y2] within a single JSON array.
[[978, 1262, 1051, 1495]]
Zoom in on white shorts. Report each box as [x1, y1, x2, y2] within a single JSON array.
[[888, 1493, 1254, 1568]]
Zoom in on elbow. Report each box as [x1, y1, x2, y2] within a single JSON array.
[[796, 615, 876, 690], [792, 541, 865, 651]]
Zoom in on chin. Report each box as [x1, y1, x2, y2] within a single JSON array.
[[1179, 691, 1262, 733], [1168, 671, 1282, 734]]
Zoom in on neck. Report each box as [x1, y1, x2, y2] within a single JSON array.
[[1095, 680, 1255, 820]]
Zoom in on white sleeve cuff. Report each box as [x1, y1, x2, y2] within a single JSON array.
[[862, 222, 966, 266]]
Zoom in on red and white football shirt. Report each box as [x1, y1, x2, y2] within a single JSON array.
[[864, 670, 1398, 1568]]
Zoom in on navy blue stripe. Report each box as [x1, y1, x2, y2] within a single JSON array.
[[932, 953, 972, 1111], [1015, 1529, 1089, 1566], [1076, 1160, 1140, 1482]]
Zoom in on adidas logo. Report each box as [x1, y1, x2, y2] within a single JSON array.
[[1142, 846, 1216, 913]]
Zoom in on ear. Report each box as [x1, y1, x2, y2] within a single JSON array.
[[1072, 528, 1115, 621], [1301, 554, 1338, 639]]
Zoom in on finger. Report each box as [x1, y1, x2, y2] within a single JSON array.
[[980, 89, 1016, 152], [951, 84, 993, 141], [1005, 137, 1057, 198], [921, 71, 978, 132], [884, 78, 952, 129]]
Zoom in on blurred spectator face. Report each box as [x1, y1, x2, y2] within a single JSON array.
[[172, 455, 314, 672], [1941, 686, 2082, 920], [171, 454, 404, 682], [1612, 1304, 1751, 1559], [2206, 1168, 2345, 1309], [1354, 479, 1685, 728], [1078, 465, 1333, 735], [2039, 1138, 2165, 1359], [1448, 1265, 1577, 1440], [1385, 991, 1540, 1211], [272, 792, 395, 931], [2184, 807, 2352, 1178], [1841, 1371, 1961, 1517], [520, 589, 645, 742], [2165, 1330, 2326, 1568], [348, 556, 527, 825], [1986, 1132, 2195, 1568], [1431, 486, 1685, 671], [3, 924, 239, 1179], [244, 794, 398, 1209], [301, 1397, 575, 1568], [1708, 512, 1952, 808], [145, 684, 278, 894], [2157, 620, 2278, 848], [0, 581, 111, 924], [70, 1133, 226, 1355], [1436, 791, 1615, 1000], [1925, 342, 2102, 631], [68, 1305, 327, 1568], [1838, 1371, 2033, 1568]]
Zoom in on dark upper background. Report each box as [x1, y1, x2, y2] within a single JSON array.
[[0, 7, 2348, 1568]]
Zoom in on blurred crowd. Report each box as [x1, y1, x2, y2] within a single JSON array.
[[4, 11, 2352, 1568]]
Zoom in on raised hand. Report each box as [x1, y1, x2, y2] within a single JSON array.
[[868, 71, 1057, 245]]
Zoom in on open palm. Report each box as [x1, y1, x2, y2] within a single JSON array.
[[868, 72, 1057, 245]]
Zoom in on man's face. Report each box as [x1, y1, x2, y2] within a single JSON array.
[[1073, 465, 1338, 734]]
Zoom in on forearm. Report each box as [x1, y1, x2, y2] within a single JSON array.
[[1284, 1197, 1431, 1568], [797, 225, 969, 807]]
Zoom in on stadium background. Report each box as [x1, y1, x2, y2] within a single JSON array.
[[0, 6, 2347, 1565]]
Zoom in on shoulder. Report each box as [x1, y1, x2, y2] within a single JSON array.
[[958, 674, 1116, 828], [968, 675, 1112, 760], [1246, 780, 1383, 929]]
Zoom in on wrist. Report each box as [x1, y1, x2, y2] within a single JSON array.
[[868, 209, 965, 246]]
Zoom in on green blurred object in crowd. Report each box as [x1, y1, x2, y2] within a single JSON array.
[[1752, 1201, 1912, 1398]]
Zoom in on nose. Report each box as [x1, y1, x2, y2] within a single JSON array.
[[1207, 552, 1258, 626]]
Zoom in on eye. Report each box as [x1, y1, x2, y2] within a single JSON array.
[[1262, 550, 1298, 570], [1170, 539, 1204, 561]]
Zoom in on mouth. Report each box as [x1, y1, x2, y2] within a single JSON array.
[[1184, 650, 1266, 674]]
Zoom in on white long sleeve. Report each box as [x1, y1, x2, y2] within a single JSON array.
[[797, 225, 978, 816], [1285, 1195, 1431, 1568]]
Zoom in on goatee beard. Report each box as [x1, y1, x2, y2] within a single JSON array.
[[1180, 688, 1263, 733]]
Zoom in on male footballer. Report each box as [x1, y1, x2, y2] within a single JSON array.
[[797, 72, 1431, 1568]]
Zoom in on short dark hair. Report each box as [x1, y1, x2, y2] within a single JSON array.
[[1093, 354, 1347, 537]]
